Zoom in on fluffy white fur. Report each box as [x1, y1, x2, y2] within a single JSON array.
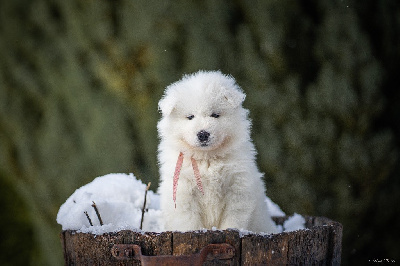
[[157, 70, 278, 234]]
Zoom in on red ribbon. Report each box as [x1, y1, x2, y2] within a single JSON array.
[[173, 152, 204, 208]]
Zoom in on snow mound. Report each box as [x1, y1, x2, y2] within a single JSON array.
[[283, 213, 306, 232], [56, 173, 163, 233]]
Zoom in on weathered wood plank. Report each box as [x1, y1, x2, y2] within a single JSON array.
[[241, 216, 342, 265], [241, 233, 289, 265], [286, 226, 330, 264], [61, 230, 172, 265], [327, 219, 343, 265], [173, 229, 241, 265]]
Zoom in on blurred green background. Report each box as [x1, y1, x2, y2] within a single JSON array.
[[1, 0, 399, 265]]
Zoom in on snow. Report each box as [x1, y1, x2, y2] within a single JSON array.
[[56, 173, 163, 233], [283, 213, 306, 232], [265, 196, 285, 217], [57, 173, 305, 235]]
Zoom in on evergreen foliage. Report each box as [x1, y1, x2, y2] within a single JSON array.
[[0, 172, 36, 265], [0, 0, 398, 264]]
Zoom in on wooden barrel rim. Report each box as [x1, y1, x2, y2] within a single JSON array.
[[61, 216, 342, 265]]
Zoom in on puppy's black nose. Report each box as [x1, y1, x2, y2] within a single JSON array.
[[197, 130, 210, 143]]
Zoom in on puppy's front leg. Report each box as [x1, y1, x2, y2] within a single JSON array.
[[163, 191, 206, 231], [165, 209, 205, 231], [218, 192, 255, 230]]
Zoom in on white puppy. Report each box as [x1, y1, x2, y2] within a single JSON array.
[[157, 70, 278, 234]]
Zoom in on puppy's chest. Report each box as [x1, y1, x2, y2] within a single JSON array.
[[183, 159, 222, 179], [180, 160, 233, 227]]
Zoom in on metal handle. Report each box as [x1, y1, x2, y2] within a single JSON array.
[[111, 243, 235, 266]]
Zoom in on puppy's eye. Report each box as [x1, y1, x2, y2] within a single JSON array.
[[187, 115, 194, 120], [211, 113, 220, 118]]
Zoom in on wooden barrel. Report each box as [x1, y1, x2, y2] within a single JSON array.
[[60, 216, 342, 265]]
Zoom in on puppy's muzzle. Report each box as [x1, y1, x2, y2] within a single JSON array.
[[197, 130, 210, 146]]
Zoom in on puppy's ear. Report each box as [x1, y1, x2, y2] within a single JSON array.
[[222, 86, 246, 108], [158, 92, 176, 116]]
